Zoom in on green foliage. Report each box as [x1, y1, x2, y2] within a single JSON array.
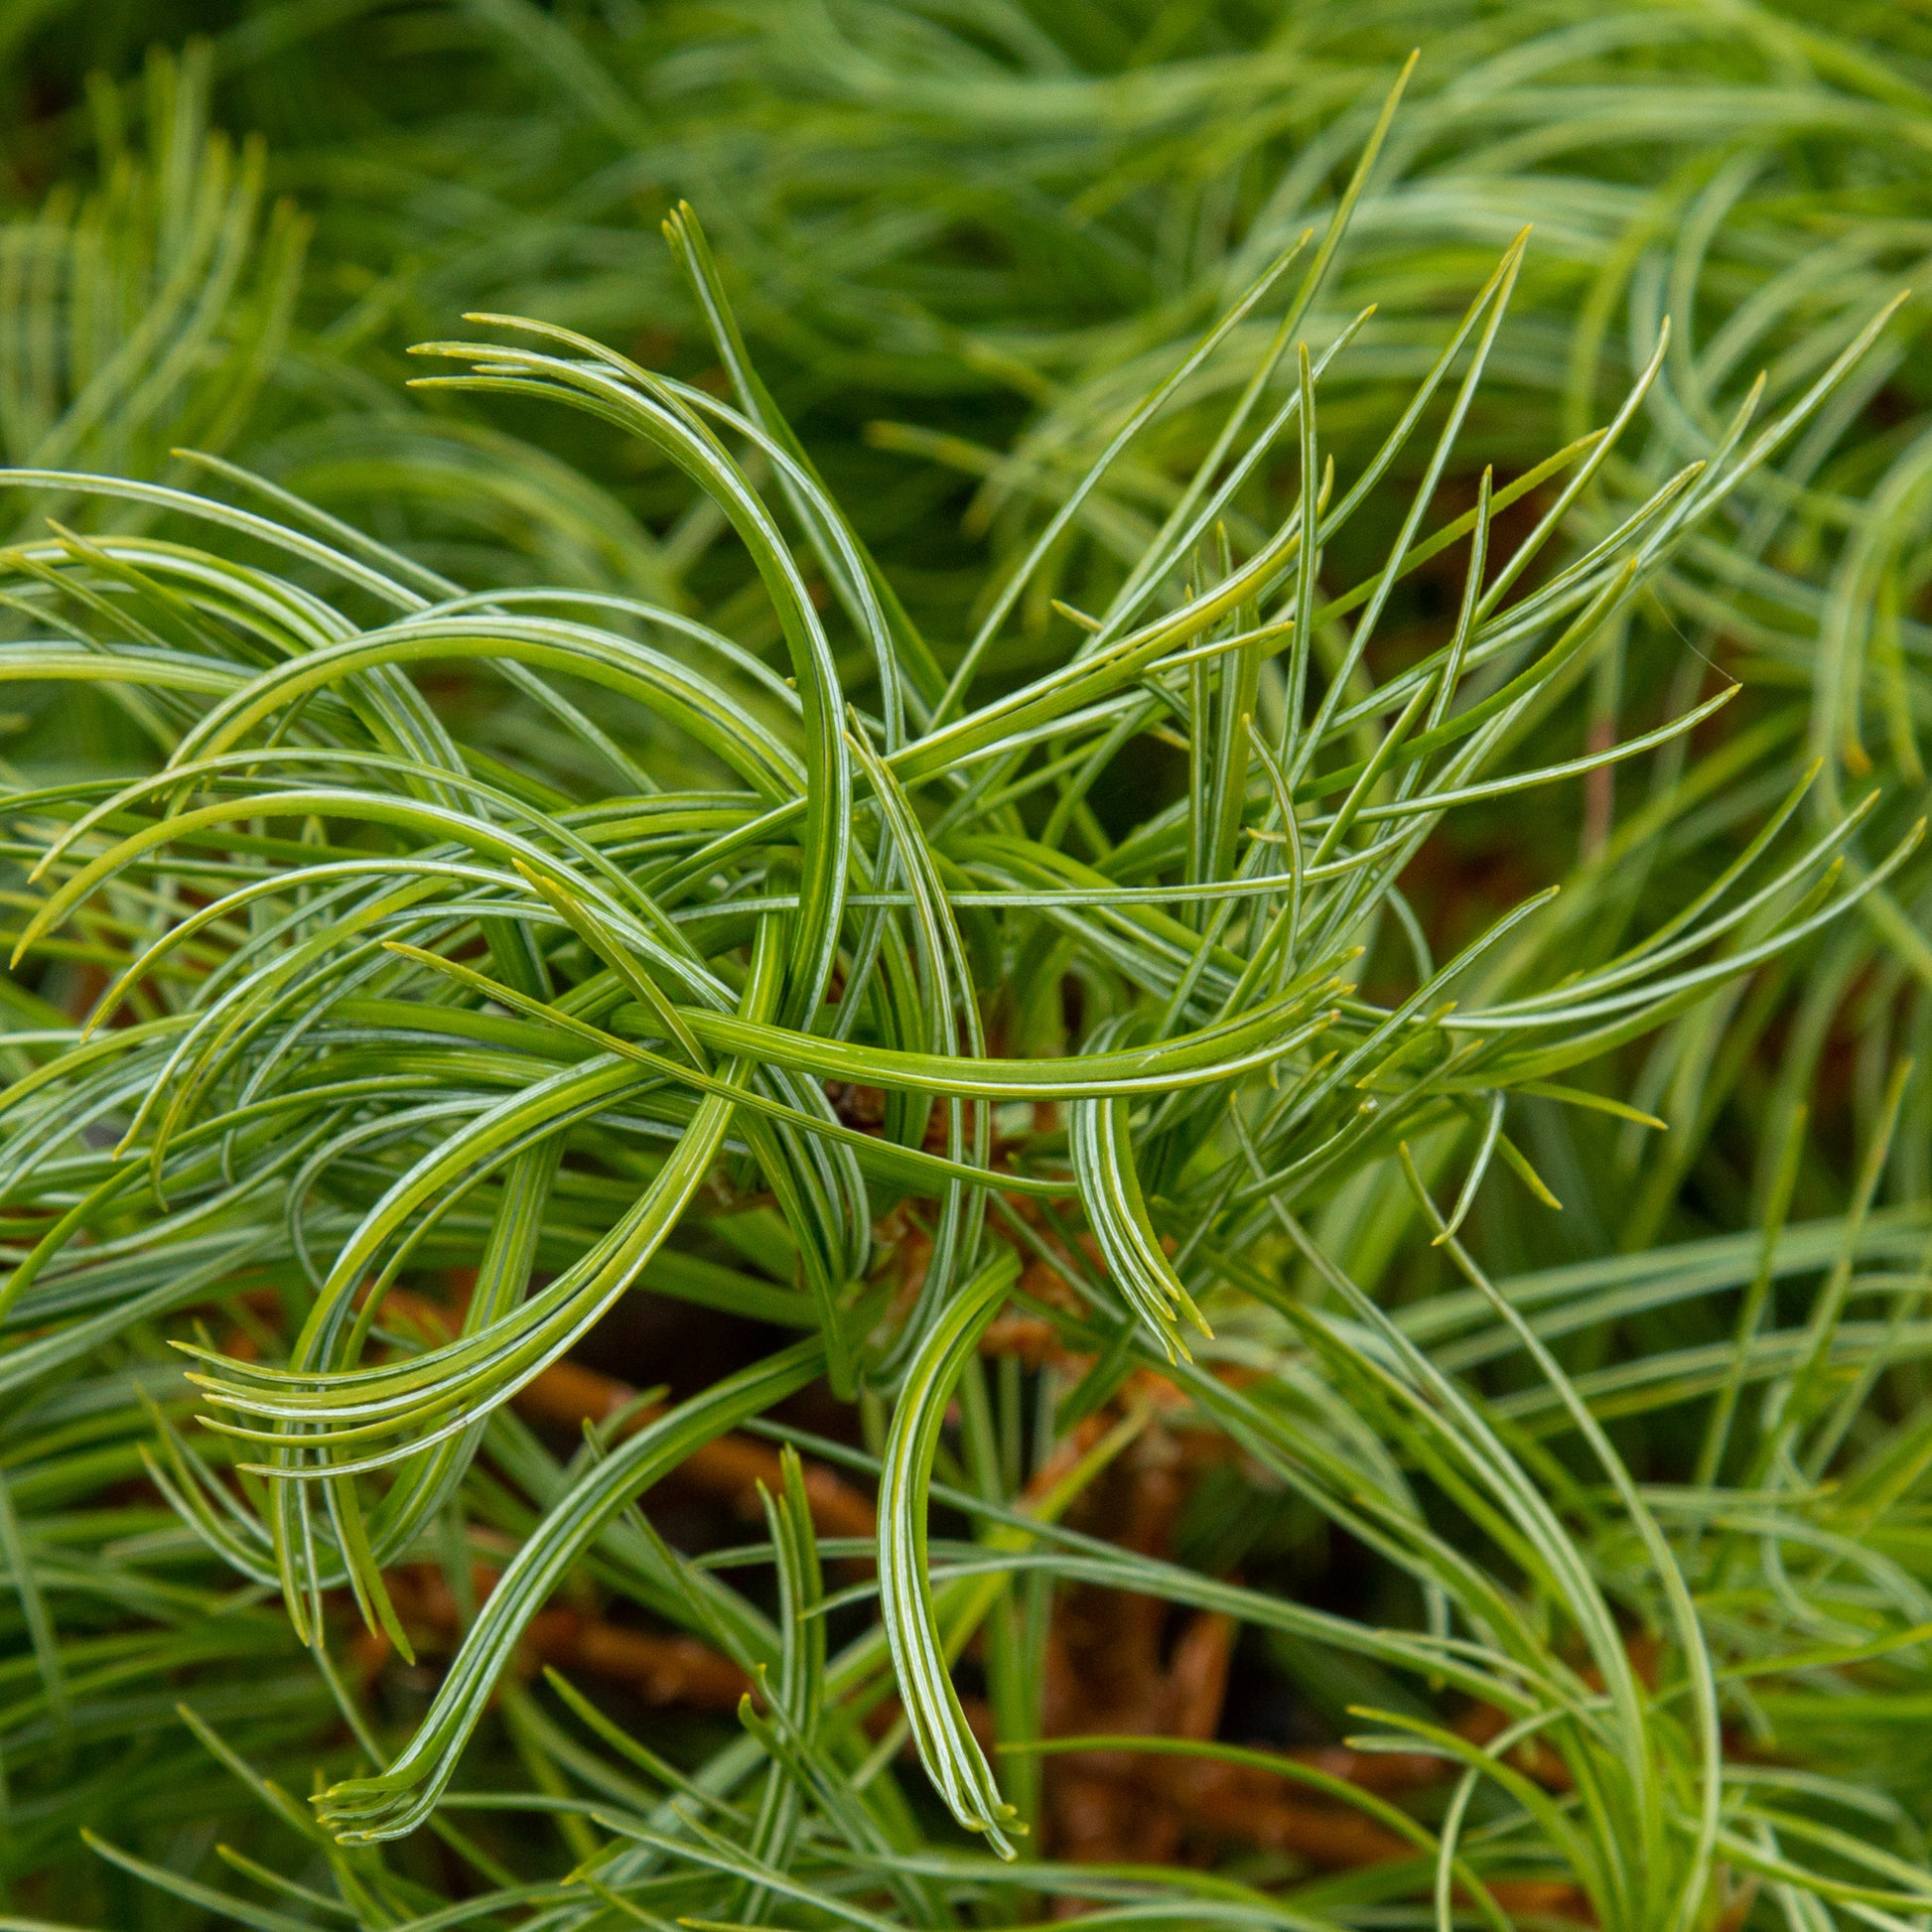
[[3, 7, 1932, 1931]]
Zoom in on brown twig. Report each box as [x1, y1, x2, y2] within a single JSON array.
[[352, 1563, 750, 1712], [379, 1288, 877, 1541]]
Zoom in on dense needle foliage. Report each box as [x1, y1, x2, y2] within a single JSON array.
[[3, 7, 1932, 1931]]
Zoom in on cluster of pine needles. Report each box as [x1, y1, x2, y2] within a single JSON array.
[[4, 4, 1932, 1929]]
